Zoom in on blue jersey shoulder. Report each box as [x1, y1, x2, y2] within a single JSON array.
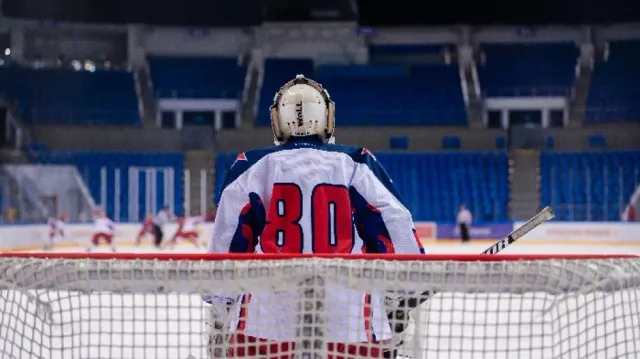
[[217, 145, 282, 196], [320, 143, 403, 203]]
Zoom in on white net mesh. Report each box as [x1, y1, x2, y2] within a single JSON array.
[[1, 254, 640, 359]]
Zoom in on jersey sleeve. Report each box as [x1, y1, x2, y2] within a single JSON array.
[[208, 157, 266, 255], [349, 150, 424, 254], [205, 156, 267, 304]]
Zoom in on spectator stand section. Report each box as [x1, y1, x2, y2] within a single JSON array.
[[256, 48, 466, 127], [540, 151, 640, 221], [586, 40, 640, 123], [478, 42, 579, 130], [148, 56, 247, 132], [18, 150, 185, 222], [0, 65, 140, 125]]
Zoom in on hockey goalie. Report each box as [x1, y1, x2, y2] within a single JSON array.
[[206, 75, 424, 359]]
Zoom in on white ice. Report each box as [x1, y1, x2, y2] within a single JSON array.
[[1, 242, 639, 359]]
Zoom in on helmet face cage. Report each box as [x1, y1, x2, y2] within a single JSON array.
[[270, 75, 335, 145]]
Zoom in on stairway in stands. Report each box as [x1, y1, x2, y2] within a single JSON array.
[[133, 66, 157, 128], [508, 150, 541, 220], [569, 65, 593, 126], [184, 151, 215, 215]]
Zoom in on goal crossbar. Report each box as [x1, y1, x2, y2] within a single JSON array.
[[2, 253, 640, 295]]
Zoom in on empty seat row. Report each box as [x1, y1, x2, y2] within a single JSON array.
[[0, 66, 140, 125], [540, 151, 640, 221], [148, 56, 246, 99]]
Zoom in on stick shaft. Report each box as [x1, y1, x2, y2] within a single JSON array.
[[388, 207, 555, 335]]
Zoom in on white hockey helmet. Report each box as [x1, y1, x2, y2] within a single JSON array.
[[270, 74, 335, 145]]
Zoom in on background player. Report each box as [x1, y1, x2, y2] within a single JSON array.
[[44, 213, 67, 251], [87, 210, 116, 252], [205, 75, 424, 359], [166, 213, 204, 249], [151, 205, 174, 248], [135, 212, 155, 246]]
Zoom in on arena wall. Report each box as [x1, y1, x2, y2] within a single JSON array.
[[0, 221, 639, 252]]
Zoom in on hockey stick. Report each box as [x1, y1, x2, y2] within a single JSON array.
[[385, 206, 555, 355]]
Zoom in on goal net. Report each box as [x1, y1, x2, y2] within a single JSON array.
[[1, 253, 640, 359]]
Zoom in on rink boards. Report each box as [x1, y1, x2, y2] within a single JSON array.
[[1, 221, 640, 252]]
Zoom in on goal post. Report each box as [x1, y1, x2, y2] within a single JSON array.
[[1, 253, 640, 359]]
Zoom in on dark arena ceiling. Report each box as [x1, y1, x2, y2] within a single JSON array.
[[1, 0, 639, 26]]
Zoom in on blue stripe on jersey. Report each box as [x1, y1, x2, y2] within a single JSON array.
[[216, 136, 406, 207], [229, 192, 266, 253], [349, 187, 395, 253]]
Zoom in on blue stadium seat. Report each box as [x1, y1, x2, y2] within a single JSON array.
[[389, 137, 409, 150], [540, 151, 640, 221], [588, 134, 607, 148], [215, 151, 509, 221], [442, 136, 461, 149], [34, 151, 184, 220], [148, 56, 246, 99], [478, 43, 578, 97], [546, 136, 555, 149], [0, 66, 140, 125], [257, 58, 315, 126], [586, 40, 640, 123]]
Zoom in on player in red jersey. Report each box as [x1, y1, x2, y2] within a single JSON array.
[[45, 213, 67, 251], [87, 210, 116, 252], [166, 214, 204, 249], [135, 213, 155, 246]]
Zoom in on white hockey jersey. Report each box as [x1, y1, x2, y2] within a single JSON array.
[[94, 217, 115, 234], [208, 136, 424, 342]]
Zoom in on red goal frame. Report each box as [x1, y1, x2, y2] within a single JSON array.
[[0, 252, 637, 261]]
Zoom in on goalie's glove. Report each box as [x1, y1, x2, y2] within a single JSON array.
[[206, 296, 237, 359], [385, 293, 427, 354], [384, 292, 412, 351]]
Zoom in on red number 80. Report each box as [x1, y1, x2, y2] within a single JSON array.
[[260, 183, 354, 254]]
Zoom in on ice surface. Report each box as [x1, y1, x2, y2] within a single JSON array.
[[2, 243, 640, 358]]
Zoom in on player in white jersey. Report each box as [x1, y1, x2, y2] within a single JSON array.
[[206, 75, 424, 359], [87, 211, 116, 252], [166, 214, 205, 249], [45, 213, 67, 251]]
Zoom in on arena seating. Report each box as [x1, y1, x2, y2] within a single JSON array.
[[540, 151, 640, 221], [315, 64, 466, 126], [257, 60, 466, 126], [215, 151, 509, 221], [33, 150, 184, 220], [0, 65, 140, 125], [257, 58, 315, 126], [586, 40, 640, 123], [148, 56, 246, 99], [478, 43, 578, 97]]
